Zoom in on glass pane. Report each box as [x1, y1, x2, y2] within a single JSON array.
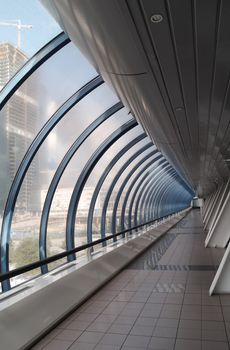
[[128, 158, 164, 226], [0, 42, 97, 218], [104, 146, 156, 233], [8, 84, 118, 284], [80, 123, 154, 238], [121, 152, 162, 227], [73, 111, 133, 257], [79, 120, 144, 243], [136, 168, 169, 222], [0, 0, 61, 90]]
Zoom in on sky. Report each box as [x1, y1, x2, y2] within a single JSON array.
[[0, 0, 61, 56]]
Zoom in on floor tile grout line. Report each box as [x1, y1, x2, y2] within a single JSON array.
[[172, 214, 197, 350], [36, 210, 229, 349], [67, 268, 150, 349], [43, 270, 139, 349], [219, 298, 230, 349], [117, 265, 168, 349], [172, 263, 188, 349]]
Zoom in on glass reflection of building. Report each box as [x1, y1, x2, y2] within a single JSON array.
[[0, 42, 39, 214]]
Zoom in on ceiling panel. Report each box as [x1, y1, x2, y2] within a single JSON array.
[[42, 0, 230, 196]]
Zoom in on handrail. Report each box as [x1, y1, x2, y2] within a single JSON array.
[[0, 211, 181, 283]]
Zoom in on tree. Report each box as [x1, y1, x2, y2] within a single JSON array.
[[12, 237, 39, 268]]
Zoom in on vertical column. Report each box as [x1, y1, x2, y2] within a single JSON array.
[[203, 185, 223, 228], [204, 181, 229, 233], [201, 193, 213, 218], [210, 243, 230, 294], [203, 190, 218, 224], [205, 183, 230, 248]]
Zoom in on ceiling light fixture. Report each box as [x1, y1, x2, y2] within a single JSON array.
[[150, 14, 163, 23]]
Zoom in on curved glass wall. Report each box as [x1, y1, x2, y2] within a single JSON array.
[[0, 12, 194, 292]]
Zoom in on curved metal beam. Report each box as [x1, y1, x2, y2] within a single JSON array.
[[156, 184, 181, 218], [128, 160, 168, 228], [156, 180, 191, 217], [39, 102, 123, 273], [132, 163, 170, 226], [0, 32, 70, 110], [86, 131, 147, 244], [139, 169, 176, 224], [149, 179, 181, 221], [100, 143, 156, 239], [147, 171, 193, 220], [100, 144, 156, 240], [146, 173, 178, 221], [152, 177, 178, 219], [148, 177, 178, 220], [157, 185, 190, 217], [0, 75, 103, 291], [66, 119, 138, 261], [144, 175, 176, 222], [120, 154, 163, 231], [158, 182, 189, 216], [135, 166, 173, 226], [111, 147, 160, 235]]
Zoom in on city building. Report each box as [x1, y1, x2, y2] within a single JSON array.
[[0, 42, 39, 214]]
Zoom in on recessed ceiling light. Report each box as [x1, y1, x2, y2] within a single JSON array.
[[150, 14, 163, 23]]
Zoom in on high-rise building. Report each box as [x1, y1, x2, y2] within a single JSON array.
[[0, 42, 27, 89], [0, 42, 39, 214]]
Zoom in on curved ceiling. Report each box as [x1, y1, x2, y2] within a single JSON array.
[[42, 0, 230, 196]]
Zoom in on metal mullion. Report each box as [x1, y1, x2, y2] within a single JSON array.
[[157, 183, 184, 217], [148, 174, 178, 221], [100, 143, 155, 240], [128, 161, 168, 228], [136, 167, 173, 225], [0, 32, 70, 109], [86, 131, 147, 245], [132, 164, 171, 226], [0, 75, 103, 292], [66, 119, 138, 261], [111, 147, 159, 235], [144, 172, 177, 222], [120, 155, 163, 231], [138, 169, 172, 224], [159, 186, 190, 216], [150, 174, 179, 220], [153, 178, 178, 218], [39, 102, 123, 273]]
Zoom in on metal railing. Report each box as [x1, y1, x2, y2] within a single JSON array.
[[0, 210, 186, 284]]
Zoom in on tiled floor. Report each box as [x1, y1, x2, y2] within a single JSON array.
[[33, 209, 230, 350]]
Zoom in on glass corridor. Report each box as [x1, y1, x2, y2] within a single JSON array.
[[0, 1, 193, 294]]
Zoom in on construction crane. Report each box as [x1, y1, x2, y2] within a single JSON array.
[[0, 20, 32, 49]]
